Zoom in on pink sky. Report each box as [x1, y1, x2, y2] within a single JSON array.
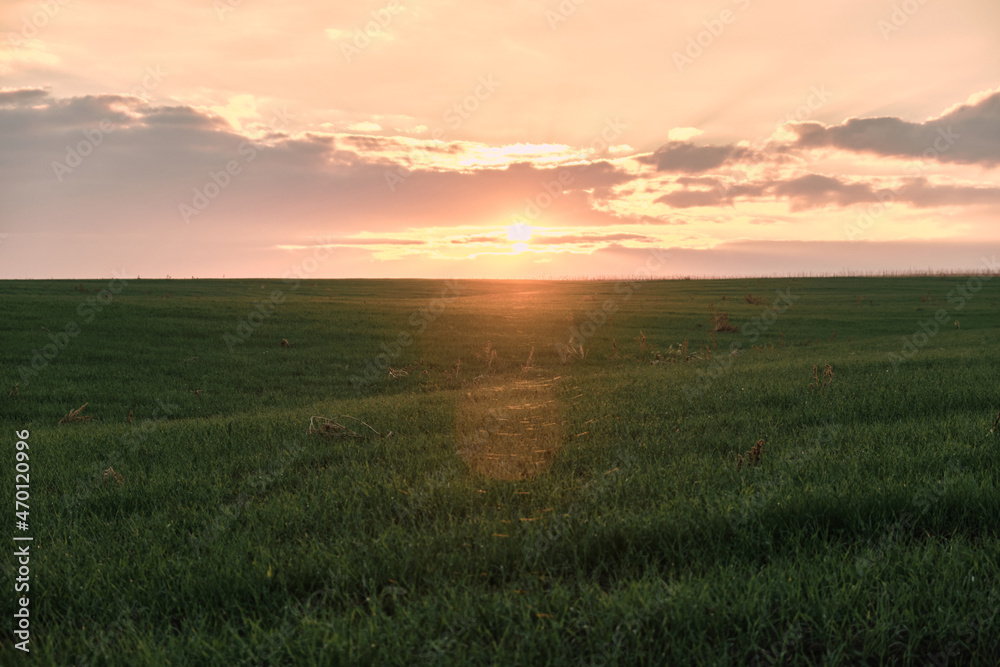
[[1, 0, 999, 278]]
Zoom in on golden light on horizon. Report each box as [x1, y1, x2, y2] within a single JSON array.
[[512, 242, 529, 253], [507, 223, 533, 242]]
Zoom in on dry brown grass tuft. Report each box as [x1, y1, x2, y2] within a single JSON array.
[[737, 439, 767, 469], [480, 341, 498, 371], [523, 346, 535, 371], [59, 403, 91, 425], [8, 383, 18, 398], [102, 467, 124, 486], [308, 415, 387, 439], [744, 293, 766, 305], [388, 358, 424, 379], [280, 338, 292, 347], [989, 410, 1000, 437], [127, 410, 133, 424], [809, 364, 834, 392], [710, 311, 738, 333], [561, 338, 587, 361]]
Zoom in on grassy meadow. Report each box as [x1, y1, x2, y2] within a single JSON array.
[[2, 274, 1000, 665]]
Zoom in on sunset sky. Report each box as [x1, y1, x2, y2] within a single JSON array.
[[2, 0, 999, 279]]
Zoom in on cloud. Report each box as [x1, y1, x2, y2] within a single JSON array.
[[0, 87, 49, 107], [656, 189, 729, 208], [788, 88, 1000, 167], [655, 180, 767, 208], [532, 233, 659, 245], [637, 141, 755, 173], [345, 121, 383, 133], [667, 127, 704, 142], [450, 234, 504, 244], [891, 178, 1000, 208], [771, 174, 877, 211], [655, 172, 1000, 211], [209, 94, 260, 132], [0, 90, 648, 250], [322, 238, 427, 246], [772, 175, 1000, 211]]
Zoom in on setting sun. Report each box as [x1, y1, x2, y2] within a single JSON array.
[[506, 223, 534, 242]]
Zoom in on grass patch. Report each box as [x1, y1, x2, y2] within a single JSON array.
[[1, 275, 999, 665]]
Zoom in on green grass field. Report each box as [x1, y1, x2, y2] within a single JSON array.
[[2, 274, 1000, 665]]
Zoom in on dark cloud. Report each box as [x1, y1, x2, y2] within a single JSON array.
[[144, 106, 230, 129], [0, 88, 49, 107], [769, 174, 1000, 211], [675, 176, 723, 188], [656, 189, 729, 208], [655, 172, 1000, 211], [771, 174, 877, 211], [341, 135, 400, 152], [891, 177, 1000, 208], [637, 141, 754, 173], [655, 181, 766, 208], [789, 89, 1000, 167]]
